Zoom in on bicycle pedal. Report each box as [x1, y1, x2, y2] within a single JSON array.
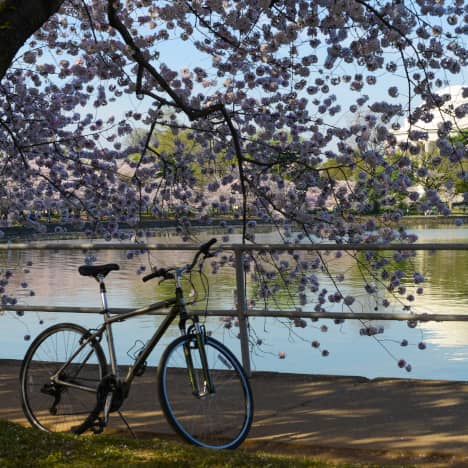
[[91, 418, 106, 434]]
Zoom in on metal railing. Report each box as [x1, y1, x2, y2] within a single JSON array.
[[0, 241, 467, 375]]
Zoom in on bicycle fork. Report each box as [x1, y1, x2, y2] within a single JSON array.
[[183, 322, 215, 398]]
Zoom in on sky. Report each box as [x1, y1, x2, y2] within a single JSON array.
[[119, 20, 468, 139], [10, 4, 468, 151]]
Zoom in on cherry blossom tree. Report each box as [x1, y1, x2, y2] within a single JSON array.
[[0, 0, 467, 370]]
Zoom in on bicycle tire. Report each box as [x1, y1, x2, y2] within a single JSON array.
[[20, 323, 107, 434], [157, 334, 253, 449]]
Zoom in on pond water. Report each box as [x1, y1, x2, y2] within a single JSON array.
[[1, 223, 467, 381]]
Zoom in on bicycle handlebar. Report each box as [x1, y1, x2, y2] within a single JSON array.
[[142, 267, 172, 282], [142, 238, 217, 283]]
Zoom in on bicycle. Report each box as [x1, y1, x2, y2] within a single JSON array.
[[19, 238, 253, 449]]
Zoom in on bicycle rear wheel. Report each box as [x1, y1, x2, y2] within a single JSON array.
[[157, 335, 253, 449], [20, 323, 107, 433]]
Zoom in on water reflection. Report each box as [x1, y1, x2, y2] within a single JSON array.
[[0, 225, 467, 380]]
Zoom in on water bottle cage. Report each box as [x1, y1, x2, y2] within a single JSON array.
[[134, 350, 147, 377], [127, 340, 148, 376]]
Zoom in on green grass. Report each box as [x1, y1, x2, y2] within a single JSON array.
[[0, 420, 346, 467]]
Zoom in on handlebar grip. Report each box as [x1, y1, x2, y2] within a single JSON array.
[[142, 268, 167, 282], [200, 238, 217, 255], [142, 271, 158, 283]]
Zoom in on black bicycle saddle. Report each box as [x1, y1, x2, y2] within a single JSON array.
[[78, 264, 120, 278]]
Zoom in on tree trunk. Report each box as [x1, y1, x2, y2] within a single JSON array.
[[0, 0, 64, 80]]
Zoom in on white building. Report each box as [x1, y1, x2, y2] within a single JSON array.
[[394, 85, 468, 148], [393, 85, 467, 209]]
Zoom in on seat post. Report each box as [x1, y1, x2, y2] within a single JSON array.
[[98, 275, 109, 312]]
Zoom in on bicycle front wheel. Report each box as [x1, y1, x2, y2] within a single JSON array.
[[20, 323, 107, 433], [157, 335, 253, 449]]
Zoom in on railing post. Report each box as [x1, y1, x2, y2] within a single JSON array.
[[234, 248, 251, 377]]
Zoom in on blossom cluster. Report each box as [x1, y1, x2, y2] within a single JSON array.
[[0, 0, 467, 370]]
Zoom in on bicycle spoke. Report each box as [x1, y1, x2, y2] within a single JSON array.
[[158, 335, 253, 449], [20, 324, 107, 433]]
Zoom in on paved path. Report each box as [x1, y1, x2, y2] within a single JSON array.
[[3, 359, 468, 465]]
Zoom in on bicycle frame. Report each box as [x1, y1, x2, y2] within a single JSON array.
[[50, 270, 214, 400], [21, 239, 255, 448]]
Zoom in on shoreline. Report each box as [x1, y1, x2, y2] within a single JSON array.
[[0, 214, 466, 242]]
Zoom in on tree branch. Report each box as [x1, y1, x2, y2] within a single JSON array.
[[107, 0, 250, 241], [0, 0, 64, 80]]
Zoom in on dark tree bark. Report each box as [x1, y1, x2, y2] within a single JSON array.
[[0, 0, 64, 80]]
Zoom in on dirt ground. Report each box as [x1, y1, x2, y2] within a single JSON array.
[[3, 359, 468, 466]]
